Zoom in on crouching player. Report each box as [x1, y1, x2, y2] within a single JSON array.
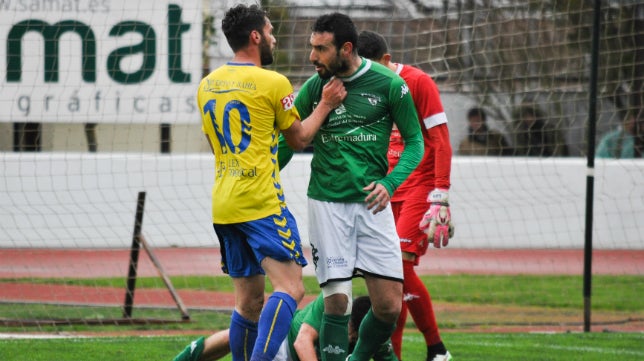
[[172, 294, 397, 361]]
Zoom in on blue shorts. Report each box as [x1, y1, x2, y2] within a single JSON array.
[[214, 207, 308, 278]]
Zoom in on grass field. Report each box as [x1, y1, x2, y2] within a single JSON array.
[[1, 274, 642, 360], [4, 274, 643, 311], [2, 332, 643, 360]]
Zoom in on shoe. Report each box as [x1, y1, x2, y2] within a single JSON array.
[[429, 351, 452, 361]]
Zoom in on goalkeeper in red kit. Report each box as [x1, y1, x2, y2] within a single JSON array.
[[357, 30, 454, 361]]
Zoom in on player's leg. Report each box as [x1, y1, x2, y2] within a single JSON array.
[[214, 224, 264, 361], [402, 257, 448, 360], [350, 296, 399, 361], [253, 257, 304, 361], [390, 297, 407, 359], [389, 201, 406, 359], [320, 282, 352, 361], [202, 329, 232, 361], [307, 199, 357, 361], [396, 199, 449, 361], [172, 329, 231, 361], [172, 336, 205, 361], [349, 276, 402, 361], [241, 207, 308, 361], [349, 203, 403, 361], [230, 275, 264, 360]]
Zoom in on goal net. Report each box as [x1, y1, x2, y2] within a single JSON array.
[[1, 0, 642, 331]]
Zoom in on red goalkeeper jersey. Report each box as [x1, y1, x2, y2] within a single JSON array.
[[387, 63, 452, 201]]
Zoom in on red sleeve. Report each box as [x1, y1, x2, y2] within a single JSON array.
[[395, 65, 453, 196], [406, 68, 451, 190], [412, 72, 444, 122], [428, 123, 452, 190]]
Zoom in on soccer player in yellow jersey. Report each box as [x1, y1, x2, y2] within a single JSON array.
[[196, 4, 345, 361]]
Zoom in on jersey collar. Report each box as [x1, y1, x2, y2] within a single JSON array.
[[341, 57, 372, 82], [226, 62, 255, 66], [394, 62, 403, 75]]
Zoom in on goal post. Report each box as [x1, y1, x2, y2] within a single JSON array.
[[123, 191, 190, 321]]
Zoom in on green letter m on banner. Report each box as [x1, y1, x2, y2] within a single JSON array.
[[6, 20, 96, 83]]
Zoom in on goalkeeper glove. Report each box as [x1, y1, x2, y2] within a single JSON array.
[[419, 188, 454, 248]]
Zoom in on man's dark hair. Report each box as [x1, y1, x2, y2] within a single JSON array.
[[350, 295, 371, 332], [467, 107, 487, 122], [222, 4, 267, 52], [357, 30, 388, 60], [348, 295, 371, 353], [312, 13, 358, 52]]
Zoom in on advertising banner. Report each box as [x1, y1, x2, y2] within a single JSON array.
[[0, 0, 201, 124]]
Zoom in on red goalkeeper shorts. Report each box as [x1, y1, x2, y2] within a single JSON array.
[[391, 198, 429, 265]]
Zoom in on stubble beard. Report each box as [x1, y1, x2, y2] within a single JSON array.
[[316, 54, 349, 79], [259, 37, 274, 66]]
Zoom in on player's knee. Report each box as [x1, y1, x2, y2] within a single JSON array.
[[372, 298, 402, 324], [322, 281, 353, 315], [237, 295, 264, 320], [273, 282, 305, 305], [288, 282, 306, 304]]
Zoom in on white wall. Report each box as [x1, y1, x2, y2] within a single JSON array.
[[1, 153, 642, 249]]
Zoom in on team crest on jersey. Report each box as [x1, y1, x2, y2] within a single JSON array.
[[400, 84, 409, 98], [281, 93, 295, 110], [368, 97, 379, 106], [322, 345, 346, 355]]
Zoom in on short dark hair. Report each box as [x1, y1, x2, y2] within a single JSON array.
[[222, 4, 267, 52], [467, 107, 487, 122], [357, 30, 388, 60], [350, 296, 371, 332], [348, 296, 372, 354], [312, 13, 358, 52]]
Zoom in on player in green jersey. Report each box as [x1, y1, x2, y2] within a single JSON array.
[[280, 12, 424, 361], [171, 294, 398, 361]]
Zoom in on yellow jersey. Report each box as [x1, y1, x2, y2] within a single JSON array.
[[197, 62, 300, 224]]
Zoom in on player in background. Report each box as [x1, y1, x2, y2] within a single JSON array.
[[196, 4, 345, 361], [357, 31, 454, 361], [172, 295, 398, 361], [280, 13, 423, 361]]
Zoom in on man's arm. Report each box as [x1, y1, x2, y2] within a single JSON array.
[[365, 79, 423, 214], [277, 76, 328, 169], [281, 77, 345, 151], [293, 323, 319, 360], [410, 70, 451, 189], [377, 82, 424, 195], [427, 123, 452, 189], [202, 329, 231, 361], [277, 133, 295, 169]]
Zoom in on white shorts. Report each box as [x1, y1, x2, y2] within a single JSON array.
[[273, 338, 290, 361], [307, 198, 403, 286]]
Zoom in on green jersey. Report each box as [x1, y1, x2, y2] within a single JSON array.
[[287, 294, 325, 361], [285, 293, 398, 361], [294, 58, 423, 202]]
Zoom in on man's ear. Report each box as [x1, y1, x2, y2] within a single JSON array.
[[342, 42, 353, 56], [250, 30, 261, 44], [382, 53, 392, 64]]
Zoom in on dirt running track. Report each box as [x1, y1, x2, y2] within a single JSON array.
[[2, 248, 642, 279], [1, 247, 642, 333]]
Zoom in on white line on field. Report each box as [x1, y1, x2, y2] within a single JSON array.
[[403, 335, 644, 357], [0, 333, 85, 339]]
